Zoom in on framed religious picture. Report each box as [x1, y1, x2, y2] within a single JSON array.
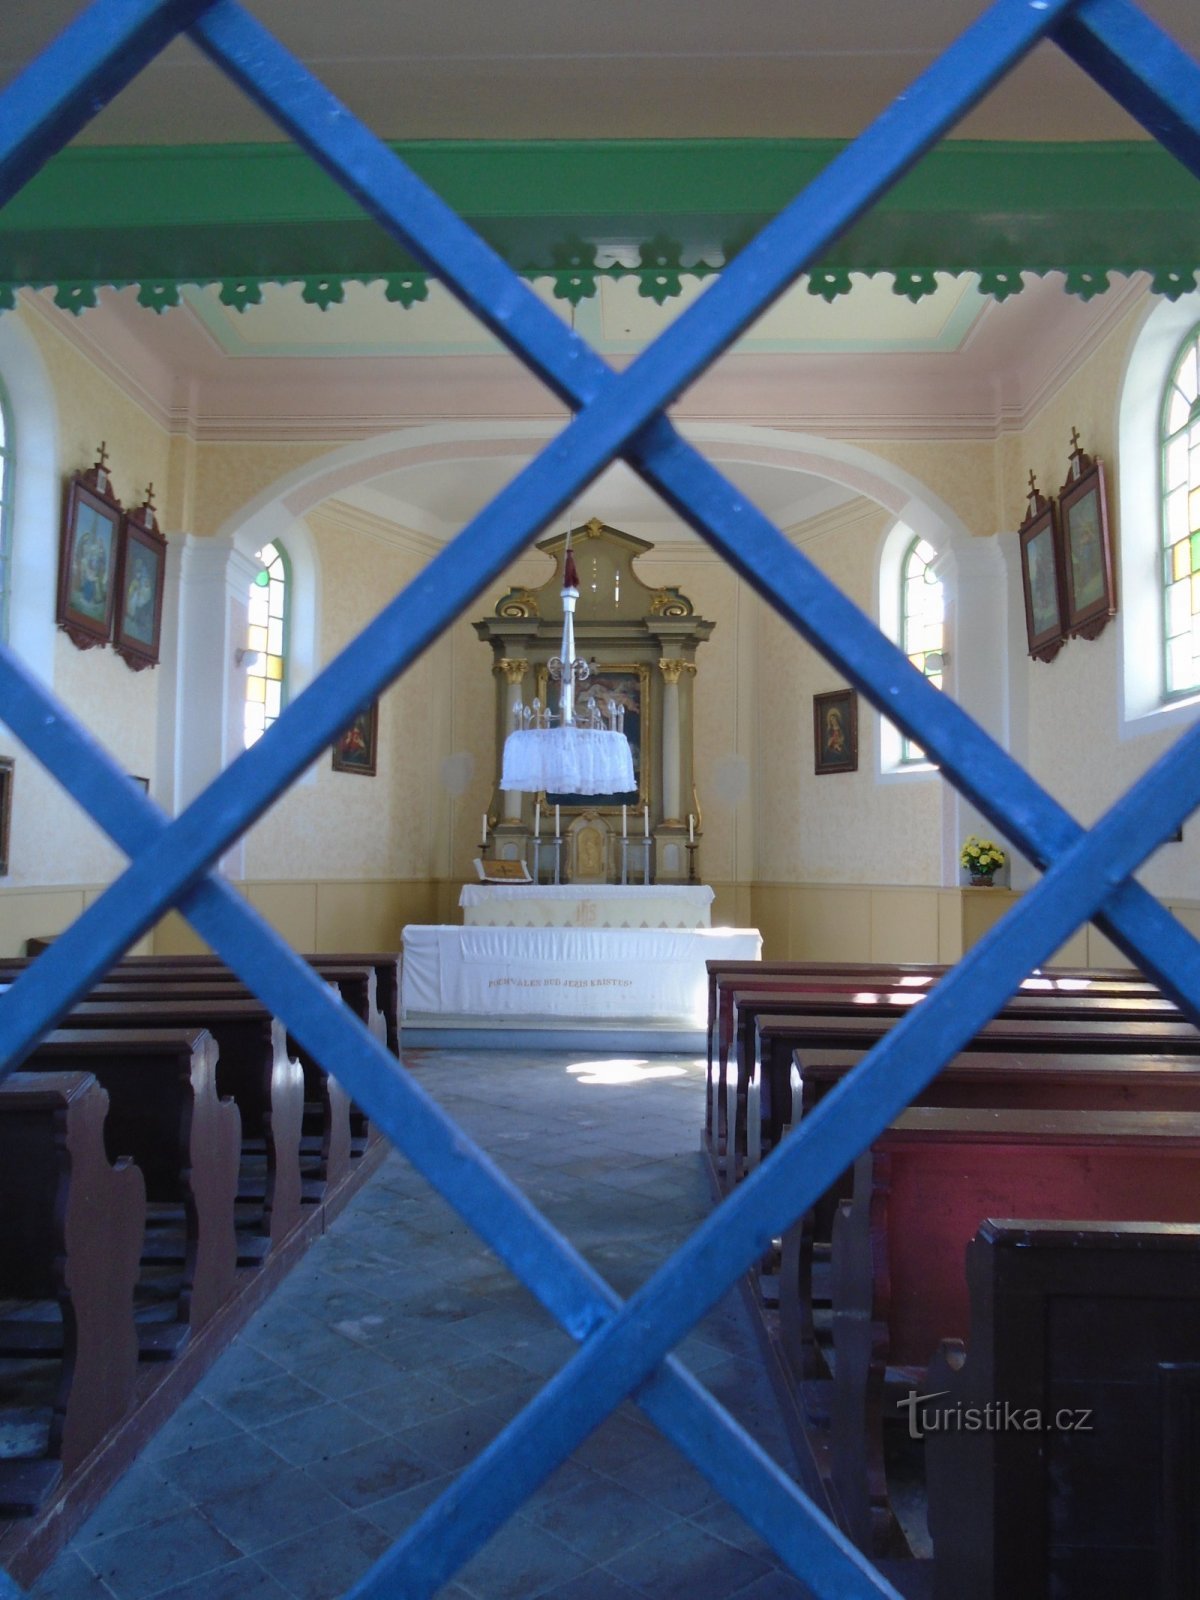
[[56, 446, 123, 651], [813, 687, 858, 775], [332, 700, 378, 775], [1058, 434, 1115, 641], [1018, 473, 1067, 663], [114, 486, 167, 670]]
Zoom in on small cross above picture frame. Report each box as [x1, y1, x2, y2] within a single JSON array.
[[813, 688, 858, 775], [1018, 470, 1067, 663], [56, 447, 123, 652], [1058, 434, 1115, 641], [332, 700, 378, 775]]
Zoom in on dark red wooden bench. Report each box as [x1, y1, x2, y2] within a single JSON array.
[[0, 1073, 144, 1516], [828, 1108, 1200, 1556], [923, 1219, 1200, 1600], [22, 1028, 240, 1344]]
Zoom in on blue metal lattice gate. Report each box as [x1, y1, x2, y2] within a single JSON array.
[[0, 2, 1199, 1596]]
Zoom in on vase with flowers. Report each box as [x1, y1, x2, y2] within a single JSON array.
[[960, 835, 1007, 886]]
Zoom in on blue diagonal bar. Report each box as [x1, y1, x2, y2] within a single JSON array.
[[0, 0, 217, 206], [351, 690, 1200, 1597], [1054, 0, 1200, 178]]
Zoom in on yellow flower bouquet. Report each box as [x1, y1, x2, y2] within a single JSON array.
[[960, 835, 1007, 883]]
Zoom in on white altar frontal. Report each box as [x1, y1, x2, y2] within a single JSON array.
[[459, 883, 714, 928], [401, 924, 762, 1024]]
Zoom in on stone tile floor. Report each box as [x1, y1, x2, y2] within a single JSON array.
[[31, 1049, 816, 1600]]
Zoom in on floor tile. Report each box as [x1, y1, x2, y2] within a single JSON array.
[[604, 1520, 772, 1600], [304, 1433, 433, 1510], [148, 1556, 293, 1600], [81, 1507, 242, 1600], [455, 1514, 591, 1600], [254, 1512, 393, 1600]]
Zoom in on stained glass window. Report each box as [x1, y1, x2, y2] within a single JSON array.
[[243, 540, 289, 748], [900, 536, 944, 763], [1162, 326, 1200, 699]]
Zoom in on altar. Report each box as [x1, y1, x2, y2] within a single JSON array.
[[401, 924, 761, 1023], [459, 883, 714, 928]]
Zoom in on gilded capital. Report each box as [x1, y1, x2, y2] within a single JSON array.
[[658, 658, 696, 684], [497, 658, 530, 685]]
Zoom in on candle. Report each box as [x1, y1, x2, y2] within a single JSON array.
[[688, 814, 695, 844], [555, 804, 561, 837], [534, 801, 541, 838], [622, 804, 628, 838], [643, 804, 650, 838], [482, 813, 489, 844]]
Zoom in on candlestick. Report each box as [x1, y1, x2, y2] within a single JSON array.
[[688, 813, 695, 844], [622, 804, 628, 838], [555, 804, 561, 837], [643, 804, 650, 838], [534, 801, 541, 838]]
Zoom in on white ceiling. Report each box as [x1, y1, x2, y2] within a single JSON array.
[[337, 455, 856, 548], [3, 0, 1198, 144]]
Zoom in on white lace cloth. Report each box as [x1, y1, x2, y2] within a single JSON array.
[[500, 727, 634, 794]]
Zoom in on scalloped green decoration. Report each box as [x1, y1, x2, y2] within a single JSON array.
[[219, 278, 265, 310], [977, 269, 1024, 302], [892, 269, 940, 303], [636, 234, 684, 304], [1151, 268, 1198, 301], [53, 283, 99, 315], [549, 236, 599, 306], [136, 280, 181, 313], [1064, 268, 1110, 301], [300, 276, 346, 310], [0, 286, 16, 314], [806, 269, 853, 302], [383, 274, 429, 308]]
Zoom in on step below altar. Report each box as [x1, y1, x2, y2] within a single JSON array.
[[459, 883, 714, 928]]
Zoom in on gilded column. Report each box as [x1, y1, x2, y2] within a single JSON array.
[[658, 659, 695, 825], [497, 658, 529, 820]]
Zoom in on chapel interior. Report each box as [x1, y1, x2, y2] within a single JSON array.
[[1, 2, 1200, 1598]]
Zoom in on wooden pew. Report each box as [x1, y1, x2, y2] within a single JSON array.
[[0, 1073, 144, 1515], [775, 1048, 1200, 1386], [828, 1108, 1200, 1556], [923, 1219, 1200, 1600], [744, 987, 1189, 1165], [708, 964, 1161, 1156], [704, 958, 1151, 1144], [85, 951, 400, 1057], [75, 979, 360, 1196], [22, 1028, 241, 1344], [46, 999, 304, 1251], [8, 954, 396, 1164]]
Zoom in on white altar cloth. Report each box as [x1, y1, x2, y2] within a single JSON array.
[[401, 925, 762, 1022], [458, 883, 714, 928]]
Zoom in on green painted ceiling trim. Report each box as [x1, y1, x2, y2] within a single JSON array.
[[0, 139, 1196, 302]]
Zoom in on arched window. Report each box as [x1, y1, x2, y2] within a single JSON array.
[[1162, 323, 1200, 700], [243, 540, 289, 748], [899, 535, 944, 762], [0, 379, 14, 644]]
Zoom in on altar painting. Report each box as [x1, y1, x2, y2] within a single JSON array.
[[540, 664, 647, 810]]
